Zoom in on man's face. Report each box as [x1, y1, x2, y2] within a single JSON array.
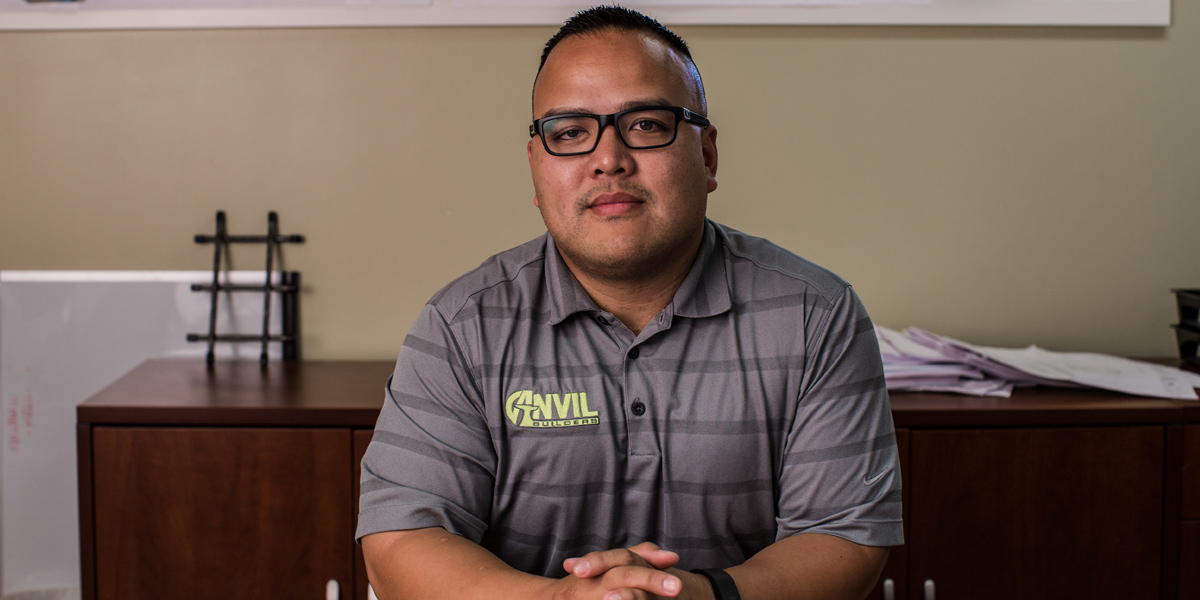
[[528, 30, 718, 282]]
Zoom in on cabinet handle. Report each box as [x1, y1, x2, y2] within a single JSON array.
[[883, 578, 895, 600], [923, 579, 935, 600], [325, 579, 340, 600]]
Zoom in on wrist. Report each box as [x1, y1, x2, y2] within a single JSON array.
[[690, 568, 741, 600]]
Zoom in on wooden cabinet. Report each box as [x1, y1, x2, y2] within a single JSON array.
[[80, 360, 1197, 600], [77, 360, 394, 600], [908, 426, 1164, 599], [872, 386, 1190, 600]]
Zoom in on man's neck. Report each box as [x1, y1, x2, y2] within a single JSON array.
[[559, 239, 701, 336]]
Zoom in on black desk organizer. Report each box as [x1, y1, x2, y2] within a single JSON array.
[[187, 211, 304, 367], [1172, 289, 1200, 367]]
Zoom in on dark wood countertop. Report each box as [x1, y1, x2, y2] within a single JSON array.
[[79, 358, 1199, 428], [890, 387, 1186, 427], [79, 359, 395, 427]]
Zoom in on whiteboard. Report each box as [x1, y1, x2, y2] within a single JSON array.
[[0, 271, 285, 597], [0, 0, 1173, 30]]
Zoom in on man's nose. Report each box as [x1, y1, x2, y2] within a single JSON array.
[[587, 124, 633, 175]]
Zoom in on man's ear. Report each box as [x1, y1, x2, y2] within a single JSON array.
[[528, 139, 541, 207], [703, 125, 719, 193]]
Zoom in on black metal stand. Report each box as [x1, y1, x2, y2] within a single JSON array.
[[187, 211, 304, 367], [1172, 289, 1200, 367]]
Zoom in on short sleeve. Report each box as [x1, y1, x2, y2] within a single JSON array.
[[776, 286, 904, 547], [356, 303, 497, 544]]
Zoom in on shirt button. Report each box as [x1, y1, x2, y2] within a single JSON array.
[[596, 316, 609, 326], [628, 347, 640, 359], [631, 400, 646, 416]]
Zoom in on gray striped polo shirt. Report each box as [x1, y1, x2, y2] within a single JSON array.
[[357, 220, 902, 576]]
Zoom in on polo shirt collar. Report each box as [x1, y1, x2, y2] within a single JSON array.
[[544, 234, 599, 325], [672, 220, 732, 319], [542, 220, 732, 326]]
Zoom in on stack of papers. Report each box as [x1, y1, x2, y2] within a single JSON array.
[[876, 326, 1200, 400]]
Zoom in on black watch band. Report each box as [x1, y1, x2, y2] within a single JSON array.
[[690, 568, 741, 600]]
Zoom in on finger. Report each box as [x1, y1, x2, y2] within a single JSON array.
[[569, 547, 652, 578], [601, 591, 641, 600], [625, 542, 679, 571], [562, 556, 581, 574], [601, 591, 658, 600], [600, 590, 659, 600], [601, 565, 682, 598]]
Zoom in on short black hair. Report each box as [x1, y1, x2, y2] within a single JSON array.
[[537, 5, 694, 75], [533, 5, 706, 114]]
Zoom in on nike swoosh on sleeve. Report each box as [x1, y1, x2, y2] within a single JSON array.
[[863, 470, 889, 486]]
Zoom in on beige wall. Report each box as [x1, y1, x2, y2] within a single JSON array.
[[2, 7, 1197, 360]]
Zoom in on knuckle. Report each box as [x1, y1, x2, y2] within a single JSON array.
[[607, 565, 636, 587], [610, 548, 637, 566], [623, 565, 657, 587]]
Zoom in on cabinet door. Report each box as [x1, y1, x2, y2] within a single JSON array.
[[909, 426, 1163, 600], [1184, 424, 1200, 518], [92, 427, 354, 600], [354, 428, 374, 600], [1182, 425, 1200, 600]]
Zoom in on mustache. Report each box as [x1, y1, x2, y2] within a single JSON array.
[[578, 183, 654, 209]]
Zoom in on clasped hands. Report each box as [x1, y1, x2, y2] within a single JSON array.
[[548, 542, 714, 600]]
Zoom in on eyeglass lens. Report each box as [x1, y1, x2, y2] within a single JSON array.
[[541, 108, 678, 155]]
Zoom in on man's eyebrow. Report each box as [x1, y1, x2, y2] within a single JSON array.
[[536, 98, 675, 120], [538, 107, 593, 119]]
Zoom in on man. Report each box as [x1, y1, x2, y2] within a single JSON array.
[[358, 7, 902, 599]]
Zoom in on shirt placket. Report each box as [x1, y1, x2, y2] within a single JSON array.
[[624, 307, 672, 458]]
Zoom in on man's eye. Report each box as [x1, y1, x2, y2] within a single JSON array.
[[553, 127, 589, 142], [630, 119, 666, 132]]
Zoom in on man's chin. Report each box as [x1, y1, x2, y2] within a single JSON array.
[[571, 248, 669, 281]]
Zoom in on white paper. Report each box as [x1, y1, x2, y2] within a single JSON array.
[[876, 325, 948, 362], [879, 325, 1199, 401], [885, 377, 1015, 397], [952, 342, 1198, 400]]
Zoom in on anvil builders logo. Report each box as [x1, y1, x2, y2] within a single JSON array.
[[504, 390, 600, 428]]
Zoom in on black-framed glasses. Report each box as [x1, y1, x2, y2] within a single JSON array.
[[529, 105, 710, 157]]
